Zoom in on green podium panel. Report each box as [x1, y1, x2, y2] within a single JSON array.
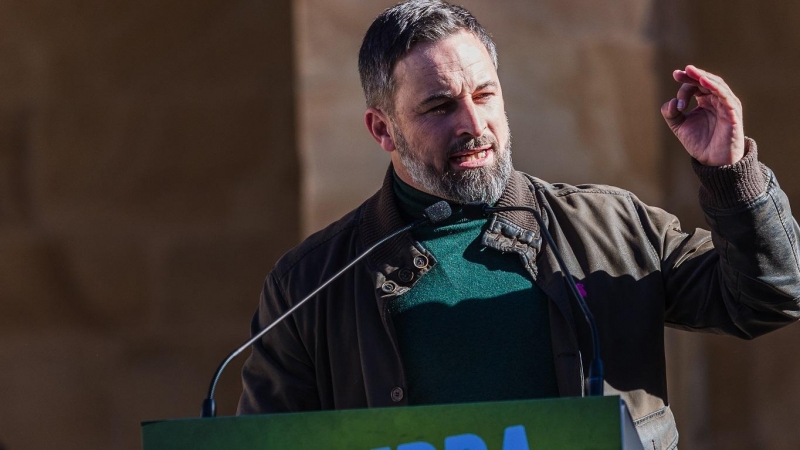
[[142, 396, 643, 450]]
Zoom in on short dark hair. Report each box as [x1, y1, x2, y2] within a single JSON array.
[[358, 0, 498, 112]]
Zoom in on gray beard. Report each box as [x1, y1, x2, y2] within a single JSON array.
[[393, 125, 513, 205]]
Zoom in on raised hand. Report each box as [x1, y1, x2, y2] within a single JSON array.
[[661, 65, 745, 166]]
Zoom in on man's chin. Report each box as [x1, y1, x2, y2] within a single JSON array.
[[399, 149, 511, 204]]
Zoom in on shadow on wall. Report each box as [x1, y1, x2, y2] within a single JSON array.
[[0, 0, 298, 449]]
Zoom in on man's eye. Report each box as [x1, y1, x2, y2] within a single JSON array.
[[427, 103, 452, 114]]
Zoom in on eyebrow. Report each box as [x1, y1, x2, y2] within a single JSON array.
[[418, 80, 498, 109]]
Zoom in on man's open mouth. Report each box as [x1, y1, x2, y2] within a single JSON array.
[[452, 149, 489, 163], [449, 146, 494, 168]]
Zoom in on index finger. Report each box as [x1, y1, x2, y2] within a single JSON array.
[[673, 70, 711, 94], [683, 65, 738, 103]]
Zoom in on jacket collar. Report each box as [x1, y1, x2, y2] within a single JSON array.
[[484, 168, 543, 266], [361, 165, 542, 270], [359, 165, 581, 396]]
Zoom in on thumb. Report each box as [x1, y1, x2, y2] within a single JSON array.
[[661, 98, 685, 130]]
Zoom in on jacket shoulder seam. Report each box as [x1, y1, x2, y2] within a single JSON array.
[[626, 194, 661, 262], [526, 175, 636, 199], [272, 211, 362, 283], [767, 181, 800, 275], [528, 175, 660, 261]]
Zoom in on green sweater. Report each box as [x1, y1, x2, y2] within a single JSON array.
[[391, 173, 559, 405]]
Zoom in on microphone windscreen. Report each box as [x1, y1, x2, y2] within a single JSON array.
[[462, 202, 489, 219], [423, 201, 452, 224]]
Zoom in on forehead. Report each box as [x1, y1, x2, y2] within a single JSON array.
[[392, 30, 498, 101]]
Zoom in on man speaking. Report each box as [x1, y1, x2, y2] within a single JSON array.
[[237, 1, 800, 448]]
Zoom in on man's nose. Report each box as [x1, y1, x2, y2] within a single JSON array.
[[455, 101, 486, 138]]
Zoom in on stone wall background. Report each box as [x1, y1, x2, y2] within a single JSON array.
[[299, 1, 800, 450], [655, 2, 800, 449], [0, 0, 298, 449], [1, 0, 799, 449]]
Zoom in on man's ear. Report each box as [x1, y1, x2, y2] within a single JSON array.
[[365, 107, 396, 153]]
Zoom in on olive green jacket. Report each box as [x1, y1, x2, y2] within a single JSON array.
[[239, 139, 800, 450]]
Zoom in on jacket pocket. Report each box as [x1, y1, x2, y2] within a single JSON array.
[[634, 405, 679, 450]]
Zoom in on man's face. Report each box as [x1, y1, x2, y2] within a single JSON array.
[[384, 30, 512, 204]]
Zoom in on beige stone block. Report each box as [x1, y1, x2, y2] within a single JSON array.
[[689, 2, 800, 71], [465, 0, 652, 40], [575, 38, 662, 203], [0, 330, 249, 450], [0, 332, 247, 450], [0, 230, 154, 336], [0, 108, 32, 225], [301, 95, 387, 234], [664, 330, 713, 448], [0, 1, 298, 449], [34, 96, 297, 232], [1, 0, 297, 233], [720, 79, 800, 205], [0, 332, 120, 450], [703, 327, 800, 449], [0, 20, 45, 106], [493, 32, 662, 203], [297, 0, 394, 234], [748, 326, 800, 448], [0, 0, 292, 99], [0, 231, 82, 333], [109, 337, 248, 449], [151, 233, 289, 337], [0, 333, 248, 450], [59, 232, 153, 334]]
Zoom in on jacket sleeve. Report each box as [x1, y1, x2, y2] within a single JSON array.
[[237, 271, 321, 414], [659, 138, 800, 338]]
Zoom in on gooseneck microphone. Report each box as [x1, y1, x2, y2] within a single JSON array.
[[462, 199, 604, 397], [200, 200, 453, 417]]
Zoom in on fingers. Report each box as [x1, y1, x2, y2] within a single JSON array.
[[670, 65, 742, 114], [672, 70, 709, 92], [676, 83, 700, 111], [660, 98, 684, 128], [685, 65, 738, 104]]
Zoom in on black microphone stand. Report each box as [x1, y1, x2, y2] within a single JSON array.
[[200, 201, 452, 417]]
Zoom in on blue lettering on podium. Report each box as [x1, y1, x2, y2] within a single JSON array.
[[502, 425, 530, 450], [398, 443, 437, 450], [444, 433, 488, 449], [371, 424, 530, 450]]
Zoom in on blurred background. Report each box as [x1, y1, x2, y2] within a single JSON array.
[[1, 0, 799, 449]]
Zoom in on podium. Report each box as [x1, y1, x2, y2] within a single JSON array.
[[142, 395, 643, 449]]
